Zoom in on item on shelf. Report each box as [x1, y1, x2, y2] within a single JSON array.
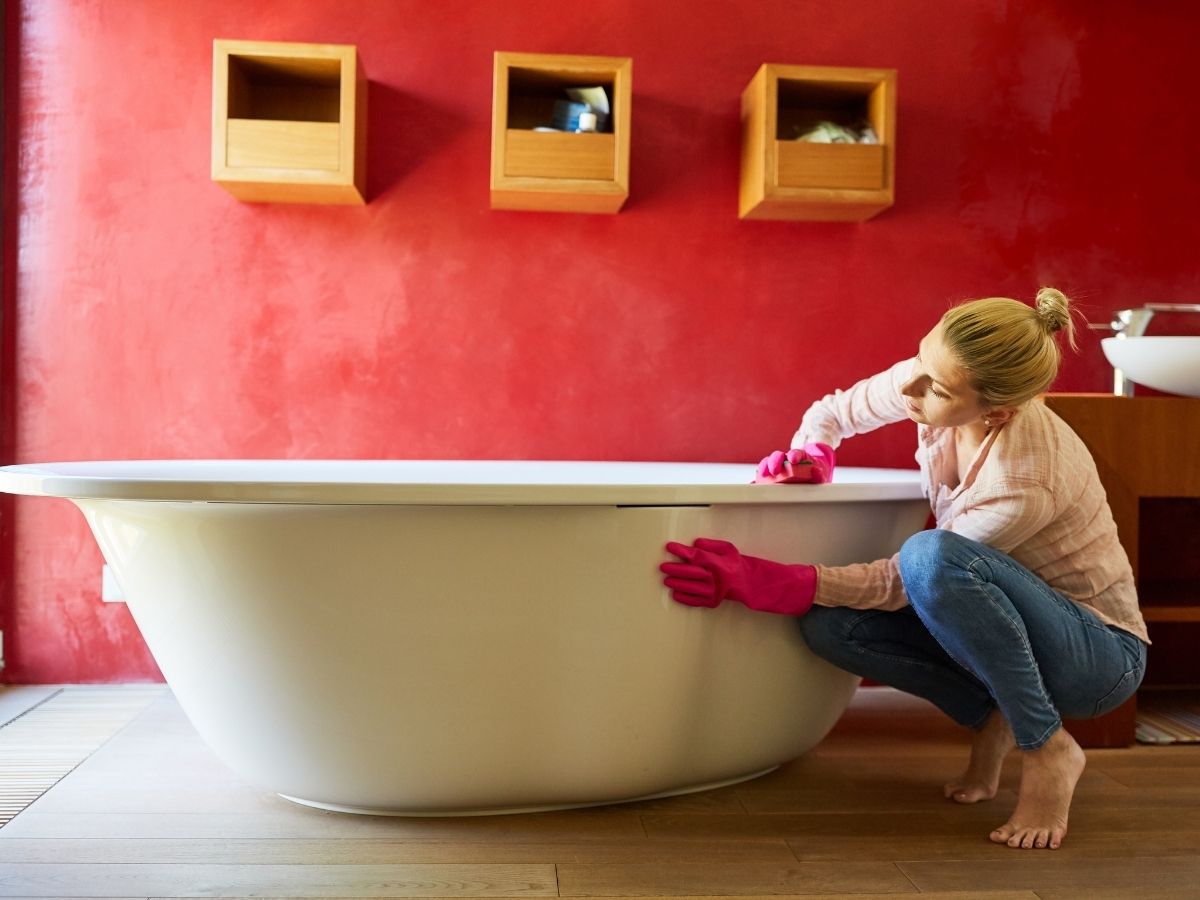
[[551, 99, 608, 132], [549, 86, 610, 132], [566, 85, 610, 115], [793, 120, 878, 144]]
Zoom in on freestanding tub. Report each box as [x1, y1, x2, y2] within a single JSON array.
[[0, 460, 928, 816]]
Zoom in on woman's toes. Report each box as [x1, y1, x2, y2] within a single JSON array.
[[1003, 827, 1053, 849]]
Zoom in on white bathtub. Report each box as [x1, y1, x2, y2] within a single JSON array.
[[0, 460, 927, 816]]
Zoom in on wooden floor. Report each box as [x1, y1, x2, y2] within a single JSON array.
[[0, 685, 1198, 899]]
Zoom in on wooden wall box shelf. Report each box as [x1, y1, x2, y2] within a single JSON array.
[[212, 39, 367, 205], [491, 52, 632, 214], [739, 63, 896, 222], [1043, 394, 1200, 747]]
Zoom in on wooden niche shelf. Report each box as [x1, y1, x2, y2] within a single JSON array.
[[490, 52, 632, 214], [739, 63, 896, 222], [212, 39, 367, 205]]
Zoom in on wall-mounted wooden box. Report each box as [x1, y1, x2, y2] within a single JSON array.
[[490, 52, 631, 214], [739, 64, 895, 222], [212, 40, 367, 205]]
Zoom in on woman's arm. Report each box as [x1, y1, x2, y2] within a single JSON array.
[[814, 556, 909, 610], [792, 357, 916, 449], [813, 481, 1057, 610], [764, 358, 918, 609]]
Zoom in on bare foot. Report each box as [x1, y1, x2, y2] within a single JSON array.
[[989, 726, 1086, 849], [944, 708, 1014, 804]]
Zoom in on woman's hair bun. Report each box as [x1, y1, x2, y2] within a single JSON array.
[[1035, 287, 1070, 333]]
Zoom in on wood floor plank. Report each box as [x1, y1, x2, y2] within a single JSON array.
[[0, 837, 798, 865], [25, 784, 749, 817], [736, 786, 1018, 815], [556, 860, 913, 897], [1087, 747, 1200, 768], [790, 828, 1200, 861], [642, 811, 961, 841], [898, 855, 1200, 893], [1092, 765, 1200, 789], [749, 758, 1129, 797], [1065, 785, 1200, 809], [1037, 891, 1200, 900], [594, 791, 746, 815], [0, 810, 645, 842], [741, 775, 1200, 815], [934, 801, 1200, 834], [23, 782, 301, 815], [0, 863, 557, 897]]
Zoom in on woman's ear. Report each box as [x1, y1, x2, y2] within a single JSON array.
[[984, 406, 1018, 427]]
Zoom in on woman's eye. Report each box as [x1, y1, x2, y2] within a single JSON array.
[[930, 387, 950, 400]]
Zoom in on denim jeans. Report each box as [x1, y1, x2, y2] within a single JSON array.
[[799, 529, 1147, 750]]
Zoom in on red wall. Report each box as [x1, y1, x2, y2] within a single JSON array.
[[4, 1, 1199, 683]]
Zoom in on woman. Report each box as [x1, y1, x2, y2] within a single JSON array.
[[661, 288, 1147, 851]]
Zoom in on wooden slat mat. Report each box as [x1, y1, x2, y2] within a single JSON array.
[[0, 686, 164, 826], [1136, 691, 1200, 745]]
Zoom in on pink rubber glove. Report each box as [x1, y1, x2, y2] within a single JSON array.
[[754, 443, 836, 484], [660, 538, 817, 616]]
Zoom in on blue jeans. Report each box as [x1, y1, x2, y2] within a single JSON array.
[[799, 529, 1147, 750]]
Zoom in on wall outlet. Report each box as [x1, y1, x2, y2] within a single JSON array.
[[101, 564, 126, 603]]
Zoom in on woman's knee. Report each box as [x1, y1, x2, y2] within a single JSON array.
[[898, 529, 978, 606], [899, 527, 972, 568]]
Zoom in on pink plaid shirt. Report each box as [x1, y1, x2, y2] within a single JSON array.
[[793, 358, 1148, 643]]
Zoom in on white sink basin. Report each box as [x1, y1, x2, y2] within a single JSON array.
[[1102, 336, 1200, 397]]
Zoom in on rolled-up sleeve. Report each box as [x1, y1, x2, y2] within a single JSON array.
[[815, 555, 909, 610], [792, 358, 915, 449]]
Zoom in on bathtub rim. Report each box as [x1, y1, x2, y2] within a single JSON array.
[[0, 459, 924, 506]]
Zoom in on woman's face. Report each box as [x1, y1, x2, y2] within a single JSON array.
[[900, 325, 992, 429]]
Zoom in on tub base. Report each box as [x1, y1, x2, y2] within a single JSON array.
[[278, 764, 782, 818]]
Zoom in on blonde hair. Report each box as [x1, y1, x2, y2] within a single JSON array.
[[939, 287, 1079, 409]]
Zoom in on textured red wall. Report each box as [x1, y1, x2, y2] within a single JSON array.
[[4, 1, 1200, 682]]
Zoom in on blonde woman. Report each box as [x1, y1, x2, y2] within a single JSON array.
[[662, 288, 1148, 851]]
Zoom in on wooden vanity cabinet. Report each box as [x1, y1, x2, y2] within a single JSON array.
[[1043, 394, 1200, 747]]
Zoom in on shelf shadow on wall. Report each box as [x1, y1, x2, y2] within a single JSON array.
[[365, 83, 470, 203], [627, 94, 741, 212]]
